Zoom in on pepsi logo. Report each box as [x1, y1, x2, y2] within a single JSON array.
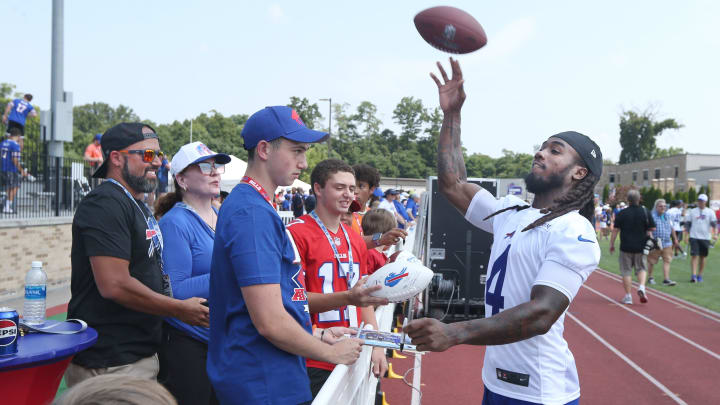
[[0, 319, 18, 346]]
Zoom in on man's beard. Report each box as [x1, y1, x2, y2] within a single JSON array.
[[122, 160, 157, 193], [524, 165, 571, 194]]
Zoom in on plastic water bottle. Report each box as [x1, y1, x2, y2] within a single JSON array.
[[23, 261, 47, 325]]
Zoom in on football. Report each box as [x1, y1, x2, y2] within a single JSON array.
[[365, 260, 434, 303], [413, 6, 487, 54]]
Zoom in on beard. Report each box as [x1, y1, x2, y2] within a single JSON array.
[[524, 165, 571, 194], [122, 160, 157, 193]]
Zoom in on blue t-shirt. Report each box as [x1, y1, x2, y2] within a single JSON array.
[[282, 196, 291, 211], [159, 203, 216, 343], [0, 139, 21, 172], [8, 99, 34, 126], [208, 183, 313, 405], [157, 158, 169, 184], [406, 199, 418, 217]]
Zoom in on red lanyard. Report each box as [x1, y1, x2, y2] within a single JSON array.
[[241, 176, 273, 206]]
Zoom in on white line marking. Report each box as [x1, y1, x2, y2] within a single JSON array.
[[567, 312, 687, 405], [580, 283, 720, 361], [593, 269, 720, 323]]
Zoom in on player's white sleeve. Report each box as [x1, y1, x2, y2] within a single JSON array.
[[534, 215, 600, 301], [464, 188, 502, 233]]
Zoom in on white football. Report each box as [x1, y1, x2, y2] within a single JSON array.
[[365, 260, 434, 303], [391, 250, 422, 265]]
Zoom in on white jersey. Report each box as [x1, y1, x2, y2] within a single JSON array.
[[377, 199, 398, 216], [665, 207, 684, 232], [465, 189, 600, 405]]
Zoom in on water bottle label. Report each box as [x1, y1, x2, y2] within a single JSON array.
[[25, 285, 46, 299]]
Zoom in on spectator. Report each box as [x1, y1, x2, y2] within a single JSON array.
[[687, 193, 718, 282], [351, 164, 380, 228], [665, 200, 686, 257], [53, 374, 177, 405], [406, 193, 420, 219], [378, 189, 406, 228], [154, 142, 230, 405], [2, 93, 37, 136], [208, 106, 361, 405], [286, 159, 388, 398], [610, 189, 655, 304], [211, 191, 228, 211], [1, 128, 28, 213], [156, 155, 171, 198], [598, 205, 610, 240], [304, 188, 316, 213], [361, 209, 397, 274], [292, 187, 305, 218], [65, 123, 209, 387], [84, 134, 104, 183], [281, 192, 292, 211], [647, 199, 678, 286], [393, 194, 412, 228]]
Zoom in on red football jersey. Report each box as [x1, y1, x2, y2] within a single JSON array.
[[366, 248, 388, 275], [287, 214, 368, 371]]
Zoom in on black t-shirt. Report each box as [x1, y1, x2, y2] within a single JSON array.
[[292, 193, 304, 217], [304, 194, 316, 213], [68, 181, 164, 368], [614, 205, 656, 253]]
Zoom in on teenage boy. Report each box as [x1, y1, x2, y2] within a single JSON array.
[[352, 163, 408, 247], [287, 159, 389, 398], [208, 107, 362, 405]]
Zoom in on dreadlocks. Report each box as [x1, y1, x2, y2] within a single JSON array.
[[483, 173, 599, 232]]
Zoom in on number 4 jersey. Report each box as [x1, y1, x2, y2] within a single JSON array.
[[287, 214, 368, 371], [465, 189, 600, 405]]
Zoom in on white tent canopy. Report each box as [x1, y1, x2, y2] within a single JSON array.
[[219, 155, 311, 194]]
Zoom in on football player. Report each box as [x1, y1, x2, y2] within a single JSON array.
[[288, 159, 389, 398], [405, 58, 602, 405]]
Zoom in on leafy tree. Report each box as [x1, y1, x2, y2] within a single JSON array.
[[653, 146, 685, 159], [618, 109, 682, 164], [353, 101, 382, 138], [494, 149, 533, 178], [393, 97, 427, 149], [688, 187, 697, 204], [602, 184, 610, 203], [466, 153, 496, 178], [663, 191, 673, 202]]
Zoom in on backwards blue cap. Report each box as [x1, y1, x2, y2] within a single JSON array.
[[241, 106, 328, 150]]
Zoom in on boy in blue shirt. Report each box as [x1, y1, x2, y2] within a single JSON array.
[[208, 106, 363, 405], [1, 129, 28, 213]]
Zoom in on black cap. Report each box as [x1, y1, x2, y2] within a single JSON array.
[[92, 122, 158, 178], [385, 188, 400, 195], [550, 131, 603, 177]]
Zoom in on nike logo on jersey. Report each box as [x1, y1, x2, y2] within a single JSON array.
[[385, 267, 409, 287], [577, 235, 594, 243]]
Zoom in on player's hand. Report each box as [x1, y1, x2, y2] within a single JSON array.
[[404, 317, 458, 352], [347, 277, 389, 307], [431, 57, 466, 113], [322, 326, 356, 344], [379, 228, 408, 247], [328, 338, 363, 365], [609, 245, 615, 254], [175, 297, 210, 328], [371, 346, 388, 377]]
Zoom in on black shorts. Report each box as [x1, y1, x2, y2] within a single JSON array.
[[689, 238, 710, 257], [675, 230, 684, 242], [6, 120, 24, 135], [1, 171, 20, 188]]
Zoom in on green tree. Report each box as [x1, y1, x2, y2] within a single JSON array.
[[393, 97, 427, 149], [68, 102, 141, 159], [688, 187, 697, 204], [466, 153, 496, 177], [494, 149, 533, 178], [352, 101, 382, 138], [618, 109, 682, 164], [603, 184, 610, 203], [653, 146, 685, 159], [287, 97, 322, 129]]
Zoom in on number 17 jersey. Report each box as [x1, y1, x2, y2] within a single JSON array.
[[465, 189, 600, 405], [287, 214, 368, 371]]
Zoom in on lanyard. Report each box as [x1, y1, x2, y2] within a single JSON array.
[[106, 179, 164, 271], [177, 202, 216, 234], [309, 211, 355, 286], [241, 176, 273, 207]]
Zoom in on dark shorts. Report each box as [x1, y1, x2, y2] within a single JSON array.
[[6, 120, 24, 135], [675, 230, 684, 242], [482, 387, 579, 405], [1, 171, 20, 188], [689, 238, 710, 257], [307, 367, 332, 399]]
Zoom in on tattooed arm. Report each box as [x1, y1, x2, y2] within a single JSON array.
[[433, 58, 481, 214], [404, 285, 569, 351]]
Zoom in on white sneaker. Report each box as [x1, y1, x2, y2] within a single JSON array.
[[621, 295, 633, 305], [3, 206, 13, 214], [637, 287, 648, 303]]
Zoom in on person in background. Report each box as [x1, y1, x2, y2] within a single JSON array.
[[282, 192, 292, 211], [665, 200, 686, 258], [84, 133, 104, 184], [378, 189, 406, 228], [154, 142, 230, 405], [304, 188, 316, 213], [211, 191, 229, 211], [610, 189, 655, 304], [687, 194, 717, 282], [361, 209, 397, 275], [156, 155, 171, 198], [2, 93, 37, 136], [406, 193, 420, 220], [292, 187, 305, 218], [1, 128, 28, 213], [646, 199, 678, 286]]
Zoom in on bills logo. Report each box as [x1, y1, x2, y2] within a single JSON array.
[[385, 267, 409, 287], [196, 143, 213, 156], [146, 229, 158, 240], [0, 319, 18, 346], [291, 109, 305, 126]]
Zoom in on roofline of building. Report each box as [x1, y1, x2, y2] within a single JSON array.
[[605, 153, 720, 167]]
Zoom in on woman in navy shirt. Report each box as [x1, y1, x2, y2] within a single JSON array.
[[156, 142, 230, 405]]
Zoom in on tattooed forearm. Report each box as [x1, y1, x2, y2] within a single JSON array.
[[437, 111, 466, 189]]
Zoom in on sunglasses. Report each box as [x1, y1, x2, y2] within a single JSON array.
[[118, 149, 165, 163], [196, 162, 225, 175]]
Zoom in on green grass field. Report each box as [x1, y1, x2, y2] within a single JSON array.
[[595, 237, 720, 313]]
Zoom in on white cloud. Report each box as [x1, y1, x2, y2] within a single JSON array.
[[268, 4, 285, 24]]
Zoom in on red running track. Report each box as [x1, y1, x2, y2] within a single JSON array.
[[383, 269, 720, 404]]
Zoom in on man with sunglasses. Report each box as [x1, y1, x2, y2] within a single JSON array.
[[66, 123, 210, 387]]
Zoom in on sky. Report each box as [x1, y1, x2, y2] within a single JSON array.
[[2, 1, 719, 161]]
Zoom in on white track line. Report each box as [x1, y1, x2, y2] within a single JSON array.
[[567, 312, 687, 405], [593, 269, 720, 323], [581, 284, 720, 361]]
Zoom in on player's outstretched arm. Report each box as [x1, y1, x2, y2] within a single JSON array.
[[405, 285, 569, 351], [434, 58, 481, 215]]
